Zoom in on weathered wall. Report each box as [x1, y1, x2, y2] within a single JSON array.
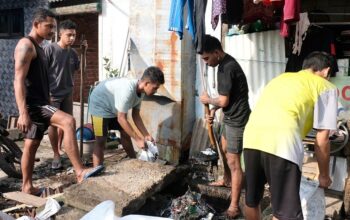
[[58, 13, 99, 103], [0, 0, 48, 119]]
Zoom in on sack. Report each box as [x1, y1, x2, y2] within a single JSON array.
[[299, 176, 325, 220], [138, 141, 159, 162]]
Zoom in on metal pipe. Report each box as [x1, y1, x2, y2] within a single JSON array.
[[79, 34, 87, 158]]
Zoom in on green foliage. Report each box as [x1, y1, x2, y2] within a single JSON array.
[[103, 57, 120, 78]]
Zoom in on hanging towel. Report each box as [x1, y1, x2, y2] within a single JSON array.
[[292, 13, 310, 55]]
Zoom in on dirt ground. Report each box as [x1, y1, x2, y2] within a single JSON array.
[[0, 136, 346, 219], [0, 136, 127, 211]]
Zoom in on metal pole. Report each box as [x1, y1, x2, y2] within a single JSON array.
[[79, 35, 87, 158]]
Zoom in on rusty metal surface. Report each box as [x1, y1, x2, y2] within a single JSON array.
[[224, 30, 287, 108], [128, 0, 196, 163]]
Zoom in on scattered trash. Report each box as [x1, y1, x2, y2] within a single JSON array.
[[200, 148, 216, 156], [161, 188, 216, 219]]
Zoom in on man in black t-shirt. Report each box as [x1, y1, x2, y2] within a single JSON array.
[[199, 35, 251, 218]]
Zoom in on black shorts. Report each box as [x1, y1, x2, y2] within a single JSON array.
[[26, 105, 58, 140], [91, 116, 122, 137], [244, 149, 303, 220], [222, 124, 244, 154], [50, 94, 73, 115]]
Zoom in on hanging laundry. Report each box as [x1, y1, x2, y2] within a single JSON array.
[[211, 0, 226, 30], [243, 0, 274, 24], [222, 0, 244, 26], [280, 0, 301, 37], [286, 25, 338, 76], [168, 0, 195, 40], [194, 0, 208, 53], [292, 13, 310, 55]]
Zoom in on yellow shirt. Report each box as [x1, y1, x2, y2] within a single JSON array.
[[243, 70, 338, 169]]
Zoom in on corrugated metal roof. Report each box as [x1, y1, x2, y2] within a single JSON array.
[[48, 0, 66, 2], [224, 30, 287, 108]]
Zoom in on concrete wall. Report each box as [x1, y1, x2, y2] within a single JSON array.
[[0, 0, 48, 119], [98, 0, 196, 163]]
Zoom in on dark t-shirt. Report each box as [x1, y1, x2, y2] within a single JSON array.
[[217, 54, 251, 127], [24, 36, 50, 105], [44, 43, 80, 99]]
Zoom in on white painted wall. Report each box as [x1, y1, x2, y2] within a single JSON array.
[[99, 0, 130, 81]]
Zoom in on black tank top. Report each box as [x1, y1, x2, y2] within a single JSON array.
[[25, 36, 50, 105]]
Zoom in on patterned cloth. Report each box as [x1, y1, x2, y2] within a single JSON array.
[[211, 0, 226, 30]]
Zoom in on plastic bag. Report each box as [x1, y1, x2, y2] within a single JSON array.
[[138, 141, 159, 162], [35, 198, 61, 220], [80, 200, 118, 220], [299, 176, 325, 220]]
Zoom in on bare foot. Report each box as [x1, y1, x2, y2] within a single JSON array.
[[209, 179, 231, 187], [22, 187, 44, 196], [223, 206, 241, 219]]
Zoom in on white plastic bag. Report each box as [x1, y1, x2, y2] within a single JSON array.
[[138, 141, 159, 162], [299, 176, 325, 220], [35, 198, 61, 220], [80, 200, 118, 220]]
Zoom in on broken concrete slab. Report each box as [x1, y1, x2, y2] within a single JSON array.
[[64, 159, 179, 216]]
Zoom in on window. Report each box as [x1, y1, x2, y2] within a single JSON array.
[[0, 8, 24, 39]]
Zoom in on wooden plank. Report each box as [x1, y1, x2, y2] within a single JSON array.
[[3, 191, 46, 207], [51, 3, 100, 16], [2, 204, 32, 213]]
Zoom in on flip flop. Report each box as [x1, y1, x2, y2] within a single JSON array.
[[83, 165, 105, 180]]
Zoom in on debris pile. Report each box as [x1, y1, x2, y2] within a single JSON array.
[[164, 188, 215, 220]]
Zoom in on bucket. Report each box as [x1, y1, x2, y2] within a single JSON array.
[[76, 125, 95, 141], [82, 139, 95, 156]]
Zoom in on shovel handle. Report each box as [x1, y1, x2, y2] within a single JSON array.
[[204, 104, 217, 148]]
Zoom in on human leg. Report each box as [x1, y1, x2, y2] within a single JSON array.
[[225, 152, 242, 217], [49, 110, 90, 182], [120, 130, 136, 158], [223, 125, 245, 218], [93, 136, 107, 167], [244, 149, 266, 220], [21, 138, 41, 194], [263, 152, 303, 220], [210, 130, 231, 187], [48, 99, 62, 168]]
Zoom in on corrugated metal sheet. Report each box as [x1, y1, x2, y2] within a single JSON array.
[[224, 30, 287, 108]]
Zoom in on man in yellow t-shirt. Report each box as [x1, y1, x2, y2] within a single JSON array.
[[243, 51, 338, 220]]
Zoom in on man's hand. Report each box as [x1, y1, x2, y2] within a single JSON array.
[[17, 113, 31, 133], [200, 92, 211, 105], [144, 135, 155, 144], [319, 175, 332, 188], [135, 137, 146, 150]]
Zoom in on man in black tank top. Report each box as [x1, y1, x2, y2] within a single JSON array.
[[14, 8, 103, 196]]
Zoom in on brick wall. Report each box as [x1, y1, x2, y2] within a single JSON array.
[[59, 13, 99, 103]]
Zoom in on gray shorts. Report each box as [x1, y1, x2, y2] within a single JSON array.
[[222, 124, 244, 154], [50, 94, 73, 115]]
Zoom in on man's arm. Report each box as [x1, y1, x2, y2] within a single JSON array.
[[117, 112, 146, 149], [314, 129, 332, 188], [132, 108, 154, 142], [200, 92, 229, 108], [13, 39, 35, 133]]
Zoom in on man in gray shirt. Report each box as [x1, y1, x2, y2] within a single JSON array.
[[44, 19, 82, 169]]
